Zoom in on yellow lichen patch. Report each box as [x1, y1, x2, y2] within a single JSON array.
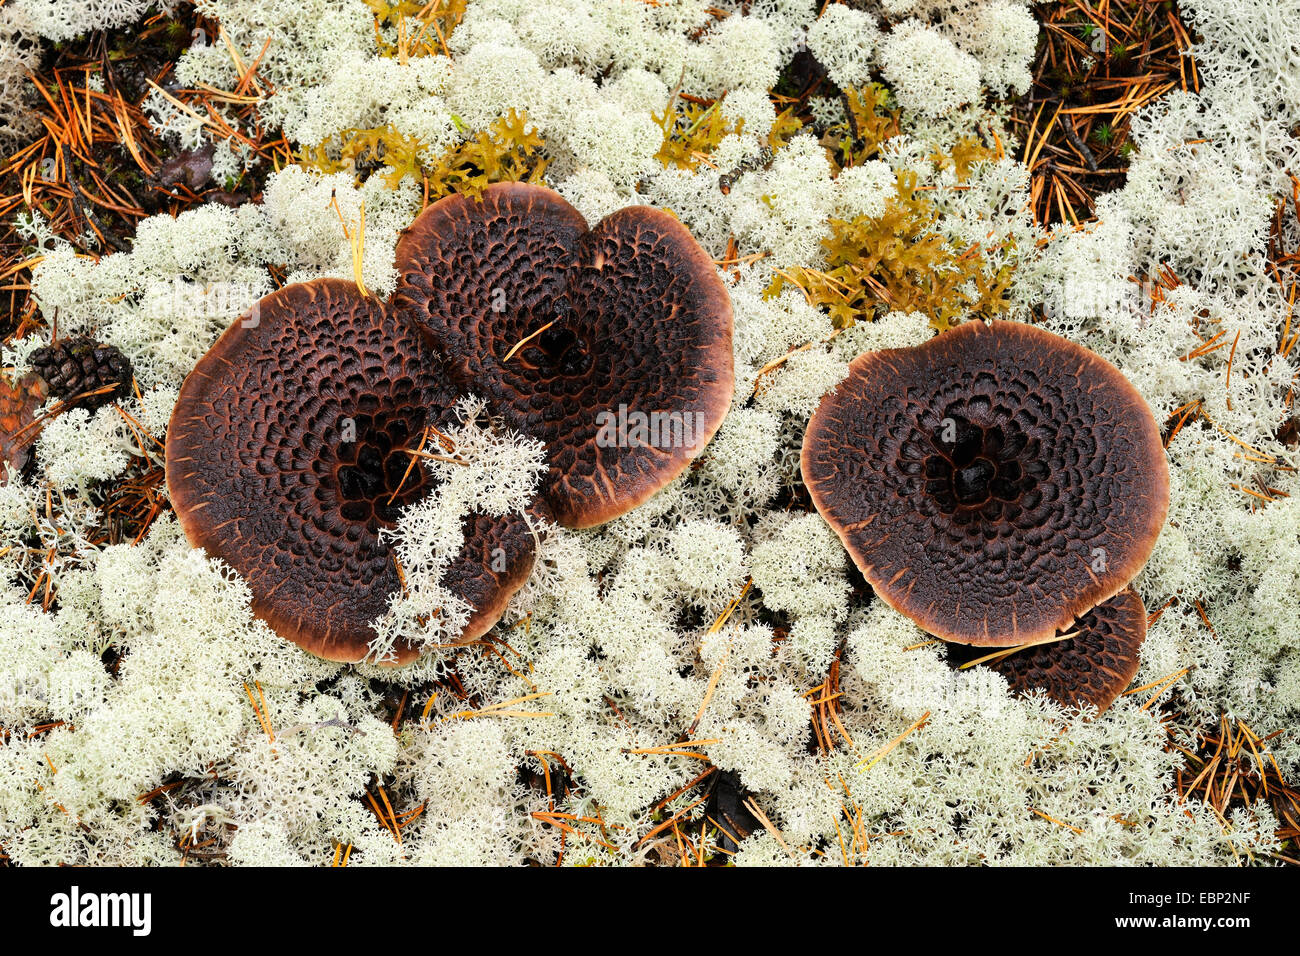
[[767, 170, 1016, 331], [654, 99, 743, 171], [299, 110, 548, 196]]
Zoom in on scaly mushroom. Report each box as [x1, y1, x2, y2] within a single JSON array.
[[166, 278, 535, 664], [392, 182, 734, 528], [802, 319, 1168, 647]]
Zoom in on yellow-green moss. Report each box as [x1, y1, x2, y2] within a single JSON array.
[[300, 110, 547, 196], [768, 166, 1015, 331]]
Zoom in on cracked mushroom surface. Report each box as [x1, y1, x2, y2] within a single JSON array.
[[945, 588, 1147, 714], [802, 319, 1169, 647], [392, 182, 734, 528], [166, 278, 536, 665]]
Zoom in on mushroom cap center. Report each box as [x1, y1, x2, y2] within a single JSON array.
[[327, 412, 428, 526], [953, 457, 996, 504], [920, 414, 1046, 518], [521, 321, 593, 377]]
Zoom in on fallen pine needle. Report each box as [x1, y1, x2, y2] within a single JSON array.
[[503, 320, 555, 362], [857, 711, 930, 771], [1029, 806, 1084, 835], [623, 739, 720, 755], [742, 797, 794, 856], [441, 692, 554, 721], [956, 631, 1077, 670]]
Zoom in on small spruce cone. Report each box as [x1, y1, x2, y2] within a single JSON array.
[[29, 337, 134, 410]]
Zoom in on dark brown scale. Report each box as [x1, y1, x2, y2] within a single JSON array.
[[802, 319, 1169, 647], [166, 279, 536, 665], [392, 182, 734, 529], [29, 336, 133, 410], [946, 588, 1147, 714]]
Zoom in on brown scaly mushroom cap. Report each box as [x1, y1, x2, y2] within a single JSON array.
[[166, 279, 536, 665], [802, 319, 1169, 646], [392, 182, 734, 528], [945, 588, 1147, 714]]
